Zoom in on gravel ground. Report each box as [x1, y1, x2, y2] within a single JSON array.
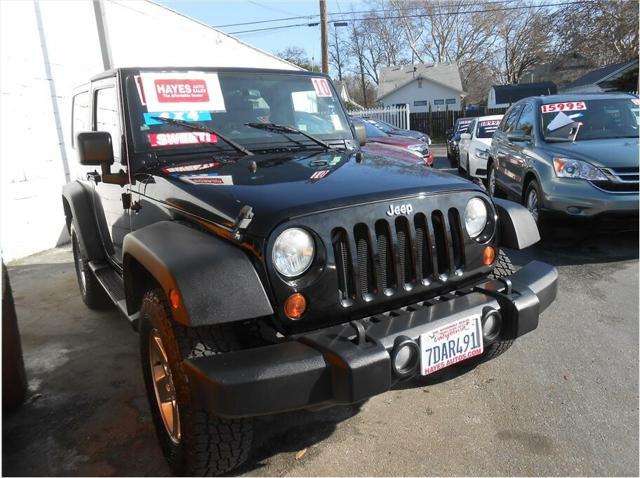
[[3, 145, 638, 476]]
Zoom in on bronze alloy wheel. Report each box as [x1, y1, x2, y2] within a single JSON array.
[[149, 329, 181, 445]]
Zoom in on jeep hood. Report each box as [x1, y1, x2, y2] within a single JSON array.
[[154, 149, 480, 237], [541, 137, 640, 169]]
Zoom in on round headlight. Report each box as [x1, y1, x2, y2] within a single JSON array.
[[272, 228, 315, 277], [464, 198, 488, 238]]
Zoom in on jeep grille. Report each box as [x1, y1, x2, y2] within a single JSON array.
[[331, 208, 465, 306]]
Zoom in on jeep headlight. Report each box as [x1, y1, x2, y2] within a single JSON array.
[[408, 143, 425, 152], [553, 157, 607, 180], [464, 198, 488, 238], [272, 228, 315, 277]]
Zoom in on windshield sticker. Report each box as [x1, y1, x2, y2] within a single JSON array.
[[139, 72, 226, 112], [330, 114, 345, 131], [161, 161, 222, 174], [148, 132, 217, 147], [541, 101, 586, 113], [479, 120, 501, 127], [144, 111, 212, 125], [311, 78, 332, 97], [180, 174, 233, 186], [310, 169, 330, 180], [546, 112, 578, 131]]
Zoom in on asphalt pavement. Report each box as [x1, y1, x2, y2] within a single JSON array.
[[3, 145, 639, 476]]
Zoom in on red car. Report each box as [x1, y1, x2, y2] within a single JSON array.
[[352, 117, 433, 166]]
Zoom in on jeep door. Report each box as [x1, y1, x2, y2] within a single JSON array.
[[492, 104, 523, 197], [90, 79, 131, 265]]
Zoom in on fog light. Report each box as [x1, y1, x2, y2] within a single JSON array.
[[391, 336, 420, 377], [481, 307, 502, 341], [284, 293, 307, 320]]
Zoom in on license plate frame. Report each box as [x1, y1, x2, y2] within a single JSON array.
[[420, 316, 484, 375]]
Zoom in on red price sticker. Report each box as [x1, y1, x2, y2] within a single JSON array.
[[479, 120, 501, 127], [541, 101, 587, 113], [149, 132, 217, 147], [312, 78, 332, 97]]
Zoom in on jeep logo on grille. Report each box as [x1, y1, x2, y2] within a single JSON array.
[[386, 203, 413, 216]]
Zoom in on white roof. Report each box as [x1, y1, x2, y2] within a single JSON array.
[[377, 63, 465, 100]]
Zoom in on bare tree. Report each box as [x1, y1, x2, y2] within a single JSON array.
[[552, 0, 639, 65], [274, 46, 318, 71], [329, 26, 348, 80], [493, 2, 551, 84]]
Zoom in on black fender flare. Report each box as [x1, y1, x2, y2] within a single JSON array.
[[493, 198, 540, 250], [122, 221, 274, 326], [61, 181, 105, 260]]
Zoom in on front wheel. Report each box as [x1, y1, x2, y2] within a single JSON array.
[[140, 289, 253, 476], [477, 249, 517, 361]]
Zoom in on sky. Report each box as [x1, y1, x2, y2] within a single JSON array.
[[157, 0, 369, 66]]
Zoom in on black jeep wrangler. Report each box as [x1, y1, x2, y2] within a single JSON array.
[[63, 67, 557, 476]]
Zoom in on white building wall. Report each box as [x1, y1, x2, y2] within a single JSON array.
[[378, 79, 463, 112], [0, 0, 297, 261]]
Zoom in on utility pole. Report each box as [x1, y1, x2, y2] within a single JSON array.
[[319, 0, 329, 74]]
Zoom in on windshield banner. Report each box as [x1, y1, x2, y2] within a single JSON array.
[[148, 131, 218, 147], [138, 72, 226, 112]]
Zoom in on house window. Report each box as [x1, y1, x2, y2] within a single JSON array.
[[434, 99, 445, 105], [445, 98, 456, 105], [414, 100, 428, 106]]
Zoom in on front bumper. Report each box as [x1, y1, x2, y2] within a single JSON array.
[[542, 178, 639, 218], [184, 261, 557, 418]]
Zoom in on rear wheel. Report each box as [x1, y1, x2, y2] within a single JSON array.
[[140, 289, 253, 476], [71, 226, 111, 310]]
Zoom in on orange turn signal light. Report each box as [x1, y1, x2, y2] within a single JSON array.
[[169, 288, 181, 309], [483, 246, 496, 266], [284, 293, 307, 320]]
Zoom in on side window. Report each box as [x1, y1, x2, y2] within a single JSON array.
[[501, 105, 522, 134], [94, 87, 121, 161], [516, 103, 534, 135], [71, 91, 90, 148]]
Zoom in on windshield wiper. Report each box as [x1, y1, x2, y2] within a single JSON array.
[[151, 116, 253, 156], [245, 122, 334, 151]]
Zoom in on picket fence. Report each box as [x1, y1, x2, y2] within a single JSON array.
[[349, 104, 411, 130]]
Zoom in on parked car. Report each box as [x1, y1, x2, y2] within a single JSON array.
[[458, 114, 503, 181], [488, 93, 639, 226], [351, 117, 433, 166], [362, 117, 432, 145], [446, 117, 474, 165], [64, 66, 557, 476]]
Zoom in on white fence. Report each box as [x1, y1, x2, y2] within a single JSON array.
[[349, 104, 410, 130]]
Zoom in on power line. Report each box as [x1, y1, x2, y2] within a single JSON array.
[[229, 0, 592, 34], [215, 0, 546, 29]]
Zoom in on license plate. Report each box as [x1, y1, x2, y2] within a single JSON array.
[[420, 316, 484, 375]]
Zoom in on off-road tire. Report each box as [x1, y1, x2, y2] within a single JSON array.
[[139, 289, 252, 477], [482, 249, 516, 361], [71, 226, 111, 310]]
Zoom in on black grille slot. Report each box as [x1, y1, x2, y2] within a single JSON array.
[[448, 208, 464, 271], [354, 223, 376, 298], [375, 220, 396, 292], [395, 217, 416, 287], [332, 228, 355, 302], [414, 213, 433, 282], [431, 211, 450, 276]]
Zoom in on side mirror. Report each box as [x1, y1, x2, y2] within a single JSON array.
[[77, 131, 114, 166], [507, 130, 530, 142], [354, 123, 367, 146], [460, 133, 471, 140]]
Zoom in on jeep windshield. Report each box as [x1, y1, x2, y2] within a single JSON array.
[[125, 69, 353, 154], [541, 98, 640, 142]]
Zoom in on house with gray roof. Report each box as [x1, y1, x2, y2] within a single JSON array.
[[376, 63, 466, 112], [488, 82, 557, 108], [560, 59, 639, 94]]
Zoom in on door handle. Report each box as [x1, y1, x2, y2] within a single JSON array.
[[86, 171, 101, 183]]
